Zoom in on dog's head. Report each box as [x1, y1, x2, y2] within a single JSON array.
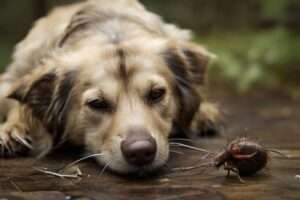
[[8, 6, 213, 174], [9, 39, 211, 173]]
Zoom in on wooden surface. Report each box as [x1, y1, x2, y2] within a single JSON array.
[[0, 90, 299, 200]]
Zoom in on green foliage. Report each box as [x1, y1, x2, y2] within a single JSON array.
[[261, 0, 289, 20], [0, 0, 299, 95], [196, 28, 300, 92]]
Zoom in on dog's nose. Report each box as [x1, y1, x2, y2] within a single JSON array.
[[121, 130, 157, 166]]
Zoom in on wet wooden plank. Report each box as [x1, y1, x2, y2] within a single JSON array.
[[0, 90, 299, 200], [0, 192, 66, 200]]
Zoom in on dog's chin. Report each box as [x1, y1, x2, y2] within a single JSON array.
[[108, 163, 166, 178], [95, 154, 168, 177]]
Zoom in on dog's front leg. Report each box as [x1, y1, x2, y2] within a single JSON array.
[[0, 103, 53, 157]]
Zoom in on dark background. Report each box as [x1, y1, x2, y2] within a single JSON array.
[[0, 0, 299, 96]]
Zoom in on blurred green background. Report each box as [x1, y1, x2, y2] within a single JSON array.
[[0, 0, 299, 96]]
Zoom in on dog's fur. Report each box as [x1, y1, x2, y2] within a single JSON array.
[[0, 0, 221, 173]]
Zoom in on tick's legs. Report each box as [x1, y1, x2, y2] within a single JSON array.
[[224, 163, 245, 183]]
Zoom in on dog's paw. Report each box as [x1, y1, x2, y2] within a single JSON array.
[[0, 123, 33, 157], [194, 120, 222, 137], [190, 102, 223, 138]]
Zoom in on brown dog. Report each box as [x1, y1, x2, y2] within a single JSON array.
[[0, 0, 220, 174]]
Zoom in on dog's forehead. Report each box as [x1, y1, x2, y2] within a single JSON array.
[[68, 40, 170, 85]]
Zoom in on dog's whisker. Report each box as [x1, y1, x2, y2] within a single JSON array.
[[169, 142, 210, 153], [60, 153, 104, 171], [33, 167, 79, 179], [170, 150, 184, 155], [169, 138, 194, 142], [99, 162, 110, 176]]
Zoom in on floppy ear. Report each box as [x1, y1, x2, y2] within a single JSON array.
[[164, 42, 214, 137], [9, 72, 57, 118], [8, 71, 77, 145]]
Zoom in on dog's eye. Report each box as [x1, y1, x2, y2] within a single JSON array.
[[147, 88, 166, 104], [87, 99, 112, 112]]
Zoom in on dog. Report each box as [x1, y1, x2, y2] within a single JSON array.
[[0, 0, 221, 174]]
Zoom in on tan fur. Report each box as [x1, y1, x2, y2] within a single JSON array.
[[0, 0, 220, 173]]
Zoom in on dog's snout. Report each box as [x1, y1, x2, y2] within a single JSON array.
[[121, 129, 157, 166]]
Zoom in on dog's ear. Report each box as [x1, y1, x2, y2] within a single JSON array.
[[164, 42, 214, 137], [9, 72, 57, 118], [8, 70, 77, 144]]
